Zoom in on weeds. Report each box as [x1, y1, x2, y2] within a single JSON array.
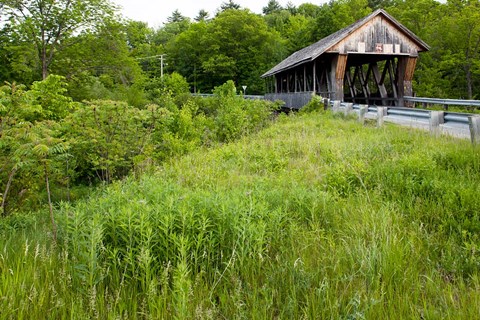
[[1, 111, 479, 318]]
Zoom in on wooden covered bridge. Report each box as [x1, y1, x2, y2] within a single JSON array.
[[262, 9, 429, 109]]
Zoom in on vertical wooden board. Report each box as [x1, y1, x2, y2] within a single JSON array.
[[335, 54, 348, 80], [358, 42, 366, 53], [386, 28, 392, 43], [404, 57, 417, 81], [329, 15, 424, 55]]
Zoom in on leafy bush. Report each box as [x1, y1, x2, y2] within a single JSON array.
[[299, 94, 324, 113], [63, 100, 151, 183], [27, 75, 77, 120], [212, 81, 277, 142]]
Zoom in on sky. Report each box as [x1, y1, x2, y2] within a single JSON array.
[[113, 0, 322, 28]]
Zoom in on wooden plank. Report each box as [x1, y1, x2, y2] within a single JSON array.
[[294, 68, 298, 92], [334, 54, 348, 100], [336, 54, 348, 79], [380, 59, 390, 85], [404, 57, 417, 81], [388, 59, 398, 99], [303, 65, 307, 92], [372, 62, 388, 99], [345, 69, 356, 100], [358, 67, 369, 99]]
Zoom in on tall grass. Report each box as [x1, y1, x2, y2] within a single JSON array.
[[1, 111, 479, 318]]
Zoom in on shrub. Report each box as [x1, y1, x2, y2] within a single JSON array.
[[299, 94, 324, 113]]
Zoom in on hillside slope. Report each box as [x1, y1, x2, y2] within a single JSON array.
[[2, 112, 480, 319]]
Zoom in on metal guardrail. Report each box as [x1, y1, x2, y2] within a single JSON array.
[[387, 108, 430, 121], [444, 112, 470, 125], [329, 100, 480, 143], [404, 96, 480, 108]]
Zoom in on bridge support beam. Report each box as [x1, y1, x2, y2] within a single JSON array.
[[398, 56, 417, 107], [333, 54, 348, 101]]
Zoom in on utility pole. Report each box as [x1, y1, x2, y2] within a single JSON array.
[[160, 54, 166, 78], [136, 54, 167, 78]]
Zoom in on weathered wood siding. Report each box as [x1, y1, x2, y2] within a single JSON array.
[[265, 92, 315, 109], [328, 16, 422, 55]]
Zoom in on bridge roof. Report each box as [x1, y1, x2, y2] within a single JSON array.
[[262, 9, 430, 78]]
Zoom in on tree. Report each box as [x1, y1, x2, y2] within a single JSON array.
[[434, 0, 480, 99], [285, 1, 298, 15], [167, 21, 209, 92], [297, 3, 321, 18], [330, 0, 372, 29], [285, 14, 316, 53], [263, 0, 283, 15], [49, 21, 145, 102], [311, 3, 338, 40], [385, 0, 446, 98], [15, 121, 68, 241], [220, 0, 241, 11], [367, 0, 393, 10], [154, 15, 191, 47], [195, 9, 210, 22], [0, 22, 39, 84], [167, 9, 187, 23], [168, 9, 285, 94], [202, 10, 285, 93], [1, 0, 116, 80]]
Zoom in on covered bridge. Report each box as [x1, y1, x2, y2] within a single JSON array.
[[262, 9, 429, 108]]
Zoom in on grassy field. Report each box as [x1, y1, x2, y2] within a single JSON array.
[[1, 111, 480, 319]]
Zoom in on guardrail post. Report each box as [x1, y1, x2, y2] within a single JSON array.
[[332, 100, 341, 113], [469, 116, 480, 145], [429, 111, 444, 137], [377, 107, 386, 127], [345, 103, 353, 116], [323, 98, 330, 110], [359, 105, 368, 124]]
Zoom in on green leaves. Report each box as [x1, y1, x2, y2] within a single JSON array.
[[32, 144, 49, 158], [167, 9, 284, 94], [1, 0, 118, 79]]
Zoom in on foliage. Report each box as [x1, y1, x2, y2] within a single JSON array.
[[167, 9, 285, 94], [1, 0, 117, 79], [299, 94, 325, 113], [63, 100, 150, 184], [1, 0, 479, 99], [263, 0, 283, 15], [26, 75, 77, 120], [0, 76, 277, 213], [2, 112, 480, 318]]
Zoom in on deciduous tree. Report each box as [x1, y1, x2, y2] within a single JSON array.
[[1, 0, 117, 79]]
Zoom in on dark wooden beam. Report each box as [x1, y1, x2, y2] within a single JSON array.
[[372, 62, 388, 99], [345, 68, 356, 101]]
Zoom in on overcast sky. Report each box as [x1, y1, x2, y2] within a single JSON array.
[[113, 0, 325, 28]]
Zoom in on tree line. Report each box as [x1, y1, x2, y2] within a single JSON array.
[[1, 0, 480, 99]]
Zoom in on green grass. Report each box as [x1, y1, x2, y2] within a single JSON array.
[[1, 111, 480, 319]]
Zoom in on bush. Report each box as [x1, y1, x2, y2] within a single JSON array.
[[299, 94, 324, 113]]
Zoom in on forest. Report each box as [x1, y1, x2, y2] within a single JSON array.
[[1, 0, 480, 318], [1, 0, 480, 99]]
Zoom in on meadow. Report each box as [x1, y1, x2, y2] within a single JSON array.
[[1, 110, 479, 319]]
